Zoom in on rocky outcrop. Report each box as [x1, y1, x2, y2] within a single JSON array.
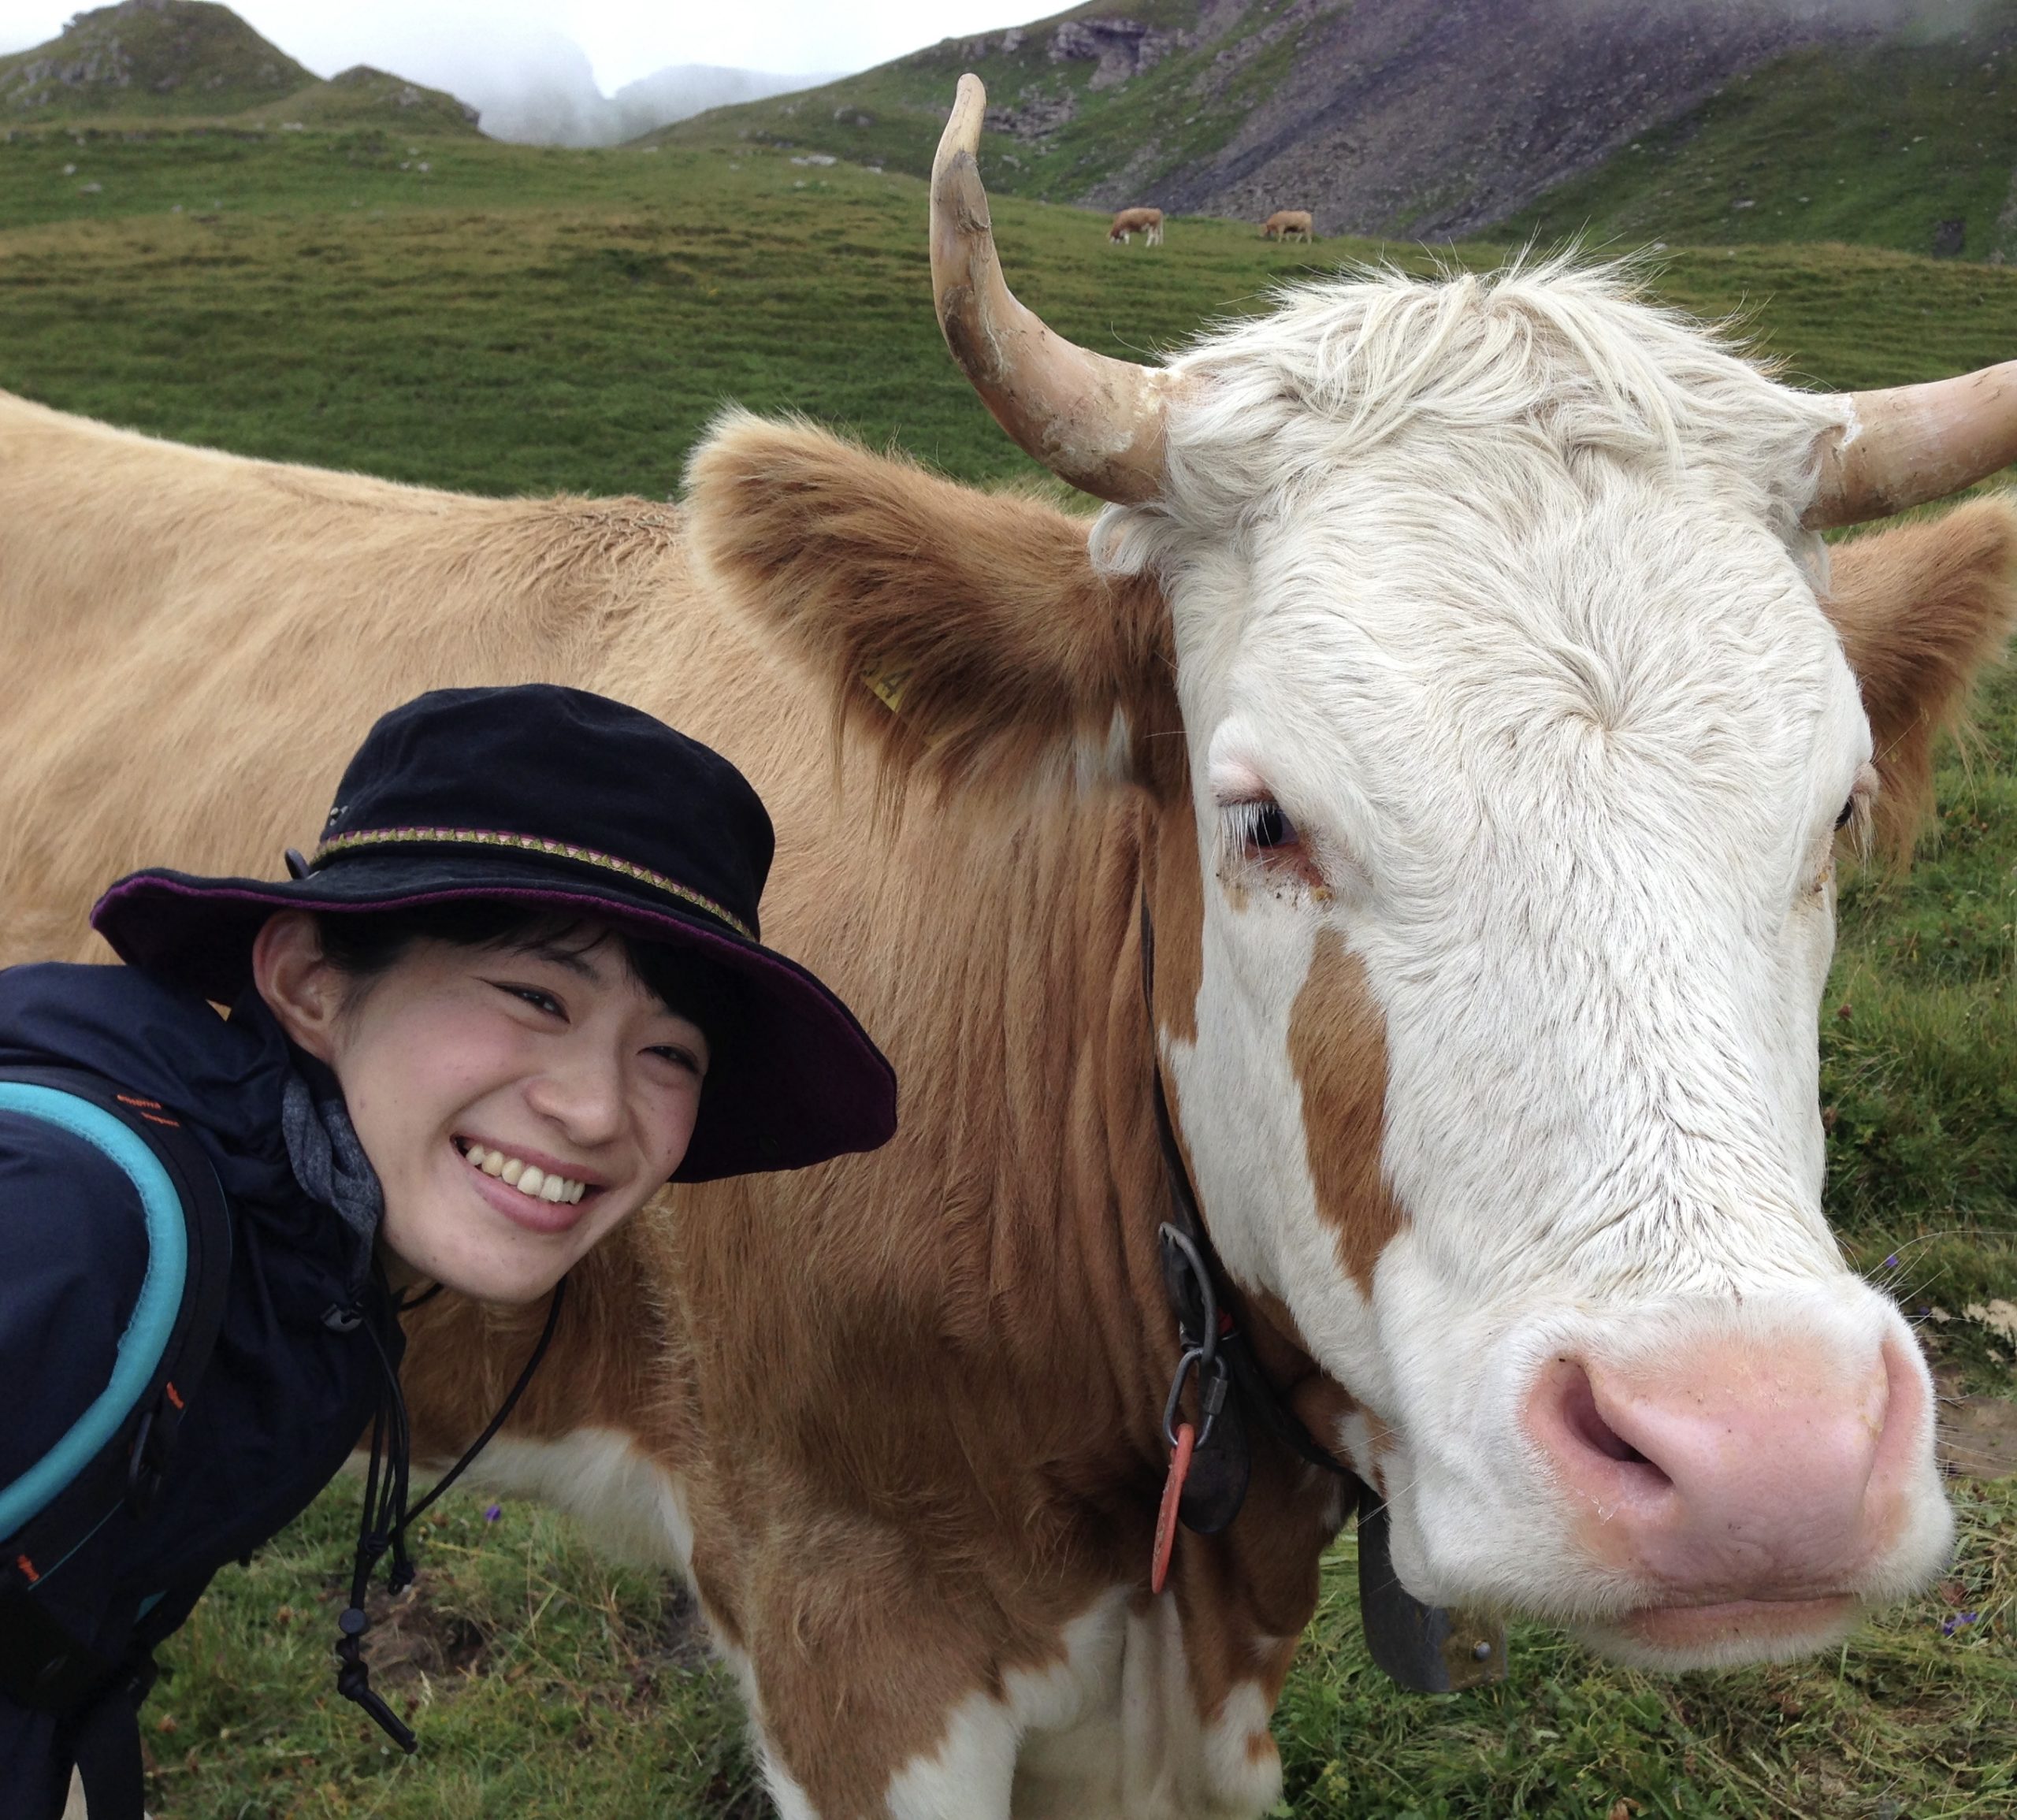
[[1049, 18, 1183, 91]]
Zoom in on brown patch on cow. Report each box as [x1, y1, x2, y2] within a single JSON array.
[[1822, 498, 2017, 859], [685, 411, 1179, 811], [1146, 782, 1206, 1049], [1287, 928, 1402, 1294]]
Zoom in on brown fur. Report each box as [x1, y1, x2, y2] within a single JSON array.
[[1822, 497, 2017, 858], [1287, 931, 1402, 1296], [1109, 207, 1165, 246], [4, 392, 2011, 1809], [685, 412, 1180, 808], [1260, 211, 1314, 243]]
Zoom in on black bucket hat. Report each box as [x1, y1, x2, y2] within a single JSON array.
[[91, 685, 897, 1182]]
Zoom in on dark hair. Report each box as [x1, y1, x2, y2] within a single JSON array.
[[312, 903, 741, 1053]]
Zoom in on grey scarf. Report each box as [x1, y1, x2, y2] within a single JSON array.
[[281, 1069, 384, 1294]]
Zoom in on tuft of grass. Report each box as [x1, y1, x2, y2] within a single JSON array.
[[143, 1484, 761, 1818], [1276, 1477, 2017, 1820]]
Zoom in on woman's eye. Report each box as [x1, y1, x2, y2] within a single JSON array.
[[498, 982, 564, 1017], [649, 1046, 704, 1075]]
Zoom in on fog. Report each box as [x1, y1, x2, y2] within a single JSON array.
[[0, 1, 1027, 143], [310, 22, 839, 147]]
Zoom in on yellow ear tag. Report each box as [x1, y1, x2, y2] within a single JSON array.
[[862, 661, 912, 716]]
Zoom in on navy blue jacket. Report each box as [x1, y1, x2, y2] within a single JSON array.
[[0, 963, 400, 1818]]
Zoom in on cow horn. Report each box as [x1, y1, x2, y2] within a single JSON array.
[[1806, 362, 2017, 529], [931, 75, 1170, 504]]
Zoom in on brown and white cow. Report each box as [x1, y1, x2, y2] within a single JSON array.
[[1260, 210, 1313, 243], [1109, 206, 1165, 246], [7, 68, 2017, 1820]]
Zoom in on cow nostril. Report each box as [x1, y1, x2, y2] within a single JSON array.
[[1558, 1360, 1667, 1480]]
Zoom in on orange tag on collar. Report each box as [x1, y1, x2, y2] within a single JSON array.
[[1151, 1421, 1196, 1595]]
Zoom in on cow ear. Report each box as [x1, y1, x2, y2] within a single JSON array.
[[1822, 496, 2017, 860], [685, 411, 1179, 803]]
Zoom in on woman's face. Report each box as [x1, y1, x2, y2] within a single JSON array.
[[254, 914, 708, 1302]]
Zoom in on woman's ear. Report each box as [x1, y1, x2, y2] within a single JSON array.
[[251, 911, 344, 1060]]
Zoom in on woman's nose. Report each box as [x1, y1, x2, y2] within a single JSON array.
[[524, 1053, 627, 1145]]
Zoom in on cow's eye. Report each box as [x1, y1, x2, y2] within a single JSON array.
[[1226, 797, 1298, 857], [1833, 797, 1855, 831], [1220, 795, 1328, 896], [1251, 800, 1295, 849]]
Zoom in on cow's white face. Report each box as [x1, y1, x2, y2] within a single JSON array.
[[1100, 270, 1953, 1667]]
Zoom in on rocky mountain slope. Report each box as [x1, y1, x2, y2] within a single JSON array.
[[669, 0, 2015, 247], [0, 0, 310, 121]]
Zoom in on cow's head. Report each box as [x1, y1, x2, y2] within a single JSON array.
[[690, 76, 2017, 1671]]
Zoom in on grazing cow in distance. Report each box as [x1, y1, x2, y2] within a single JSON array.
[[1261, 209, 1314, 242], [1109, 205, 1164, 245], [8, 66, 2017, 1820]]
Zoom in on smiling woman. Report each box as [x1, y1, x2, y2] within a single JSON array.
[[0, 684, 896, 1820]]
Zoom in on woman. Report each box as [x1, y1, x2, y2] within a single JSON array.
[[0, 684, 897, 1818]]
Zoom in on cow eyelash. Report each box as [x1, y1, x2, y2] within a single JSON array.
[[1833, 763, 1880, 854], [1223, 797, 1298, 860], [1219, 797, 1335, 898]]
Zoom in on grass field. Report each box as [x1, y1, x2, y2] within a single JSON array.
[[2, 121, 2015, 1819]]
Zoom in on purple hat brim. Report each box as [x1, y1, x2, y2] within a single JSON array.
[[91, 855, 897, 1183]]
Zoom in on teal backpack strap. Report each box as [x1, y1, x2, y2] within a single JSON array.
[[0, 1067, 232, 1718]]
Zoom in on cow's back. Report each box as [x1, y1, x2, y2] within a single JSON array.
[[0, 390, 810, 965]]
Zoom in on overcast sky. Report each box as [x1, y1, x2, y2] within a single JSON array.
[[0, 1, 1027, 86]]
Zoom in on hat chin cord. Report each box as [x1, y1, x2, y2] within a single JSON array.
[[333, 1276, 567, 1751]]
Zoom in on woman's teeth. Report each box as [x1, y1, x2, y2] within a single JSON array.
[[462, 1142, 587, 1205]]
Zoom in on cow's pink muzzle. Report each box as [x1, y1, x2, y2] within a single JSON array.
[[1525, 1328, 1930, 1636]]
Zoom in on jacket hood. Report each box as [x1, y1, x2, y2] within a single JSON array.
[[0, 962, 327, 1235]]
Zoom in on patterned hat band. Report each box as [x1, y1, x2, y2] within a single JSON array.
[[310, 825, 756, 941]]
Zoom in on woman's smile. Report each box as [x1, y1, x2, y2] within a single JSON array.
[[453, 1134, 607, 1235]]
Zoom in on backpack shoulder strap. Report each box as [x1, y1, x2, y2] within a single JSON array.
[[0, 1065, 232, 1713]]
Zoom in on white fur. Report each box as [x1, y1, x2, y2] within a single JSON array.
[[1105, 259, 1951, 1660], [838, 1592, 1283, 1820], [465, 1428, 696, 1571]]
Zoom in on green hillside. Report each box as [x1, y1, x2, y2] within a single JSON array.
[[0, 0, 310, 122], [656, 1, 1274, 205], [0, 124, 2013, 1820], [246, 66, 481, 138], [1508, 5, 2017, 262]]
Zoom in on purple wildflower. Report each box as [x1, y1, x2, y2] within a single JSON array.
[[484, 1503, 503, 1524], [1940, 1611, 1978, 1637], [1884, 1254, 1899, 1271]]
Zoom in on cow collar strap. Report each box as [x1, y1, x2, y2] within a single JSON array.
[[1137, 893, 1507, 1692], [1138, 893, 1359, 1542]]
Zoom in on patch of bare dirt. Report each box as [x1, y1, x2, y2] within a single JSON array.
[[1938, 1391, 2017, 1481], [356, 1572, 489, 1687]]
